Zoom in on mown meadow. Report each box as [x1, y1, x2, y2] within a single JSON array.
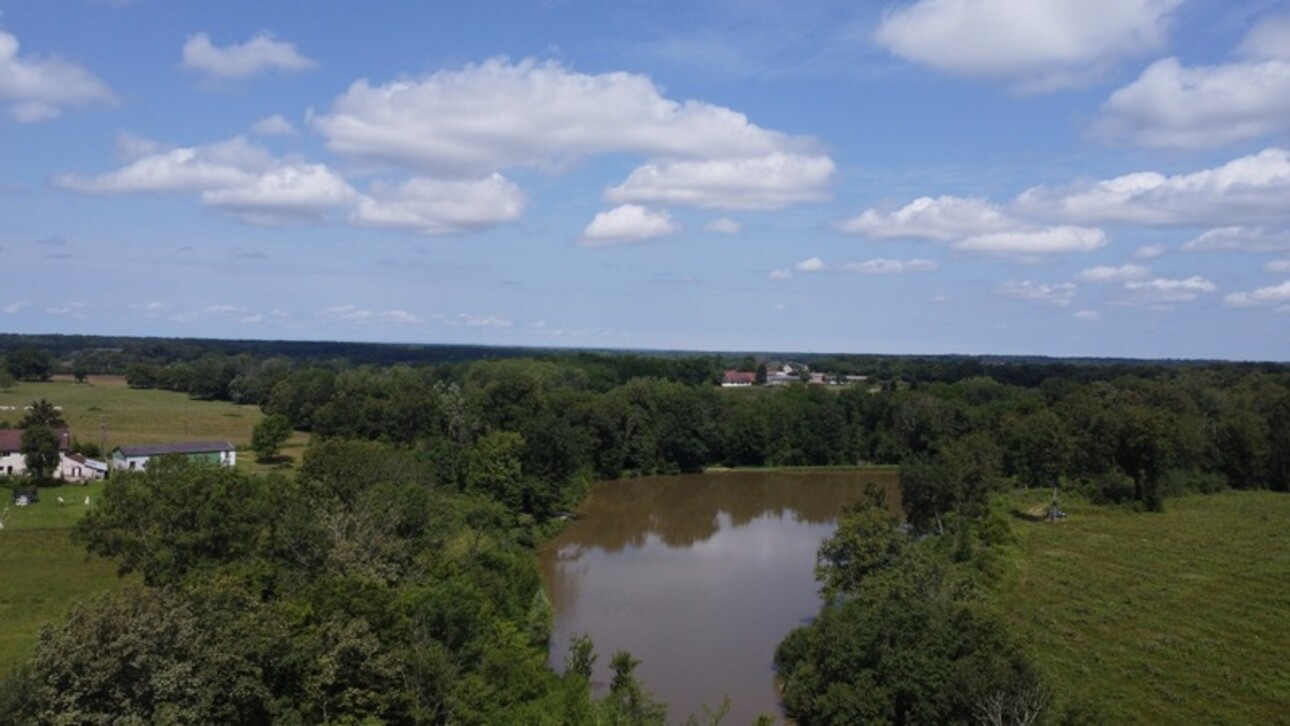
[[0, 481, 134, 672], [999, 491, 1290, 724], [0, 376, 307, 472]]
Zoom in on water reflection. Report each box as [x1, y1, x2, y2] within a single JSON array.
[[540, 469, 898, 725]]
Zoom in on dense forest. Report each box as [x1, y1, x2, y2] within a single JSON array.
[[2, 336, 1288, 723]]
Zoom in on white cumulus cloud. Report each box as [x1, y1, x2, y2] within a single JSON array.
[[315, 58, 815, 173], [202, 164, 356, 224], [1134, 243, 1167, 259], [704, 217, 742, 234], [1122, 276, 1216, 304], [251, 114, 297, 136], [1238, 16, 1290, 61], [1224, 280, 1290, 307], [312, 57, 832, 210], [580, 204, 679, 246], [320, 305, 422, 324], [1264, 259, 1290, 273], [1095, 15, 1290, 148], [1075, 264, 1150, 282], [840, 195, 1014, 240], [352, 175, 525, 235], [453, 313, 514, 328], [794, 256, 826, 273], [874, 0, 1182, 91], [842, 258, 939, 274], [58, 136, 354, 225], [1182, 226, 1290, 253], [999, 280, 1078, 307], [604, 152, 833, 210], [57, 137, 270, 193], [955, 226, 1106, 256], [1016, 148, 1290, 227], [182, 32, 316, 80], [0, 28, 116, 122], [1095, 57, 1290, 149]]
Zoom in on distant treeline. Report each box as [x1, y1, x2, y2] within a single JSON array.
[[168, 355, 1290, 516], [5, 332, 1284, 388], [6, 334, 1289, 510]]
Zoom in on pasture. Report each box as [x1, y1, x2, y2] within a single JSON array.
[[999, 491, 1290, 724], [0, 481, 136, 673], [0, 376, 307, 472]]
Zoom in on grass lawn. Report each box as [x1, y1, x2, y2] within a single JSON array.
[[0, 480, 136, 673], [998, 490, 1290, 724], [0, 376, 308, 474]]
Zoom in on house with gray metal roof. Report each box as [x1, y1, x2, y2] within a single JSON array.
[[110, 441, 237, 471]]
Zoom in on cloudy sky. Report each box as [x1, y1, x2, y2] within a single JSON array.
[[3, 1, 1290, 359]]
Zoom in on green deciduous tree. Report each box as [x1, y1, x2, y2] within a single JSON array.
[[19, 398, 66, 429], [815, 499, 908, 600], [466, 430, 527, 512], [251, 413, 292, 461], [6, 348, 52, 381], [21, 425, 60, 482], [778, 547, 1047, 726], [72, 458, 277, 585]]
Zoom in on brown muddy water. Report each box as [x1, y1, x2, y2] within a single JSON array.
[[539, 468, 899, 725]]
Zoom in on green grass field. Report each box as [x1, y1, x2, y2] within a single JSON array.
[[0, 480, 136, 673], [999, 491, 1290, 724], [0, 376, 307, 472]]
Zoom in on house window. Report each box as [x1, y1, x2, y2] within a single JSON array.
[[129, 461, 136, 470]]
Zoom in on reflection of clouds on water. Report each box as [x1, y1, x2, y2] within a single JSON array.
[[539, 470, 901, 726], [548, 470, 900, 554]]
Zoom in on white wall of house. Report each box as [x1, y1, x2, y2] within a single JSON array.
[[56, 454, 106, 481], [0, 452, 102, 481], [0, 451, 23, 477], [110, 448, 236, 471], [111, 452, 151, 471]]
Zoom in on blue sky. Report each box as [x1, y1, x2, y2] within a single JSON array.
[[3, 0, 1290, 359]]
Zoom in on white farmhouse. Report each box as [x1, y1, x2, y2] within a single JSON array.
[[110, 441, 238, 471]]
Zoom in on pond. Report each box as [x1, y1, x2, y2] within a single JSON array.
[[539, 468, 900, 724]]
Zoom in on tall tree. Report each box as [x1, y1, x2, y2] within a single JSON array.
[[6, 348, 53, 382], [19, 399, 66, 429], [251, 413, 293, 462], [465, 430, 527, 512], [21, 425, 61, 482]]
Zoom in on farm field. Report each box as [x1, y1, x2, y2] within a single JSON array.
[[0, 376, 307, 473], [998, 491, 1290, 724], [0, 481, 136, 673]]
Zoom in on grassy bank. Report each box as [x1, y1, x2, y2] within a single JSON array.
[[998, 490, 1290, 724]]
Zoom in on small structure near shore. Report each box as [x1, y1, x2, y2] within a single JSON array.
[[110, 441, 237, 471]]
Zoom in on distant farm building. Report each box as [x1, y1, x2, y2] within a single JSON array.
[[63, 453, 108, 481], [721, 370, 758, 387], [0, 428, 105, 482], [1, 427, 69, 478], [110, 441, 237, 471]]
